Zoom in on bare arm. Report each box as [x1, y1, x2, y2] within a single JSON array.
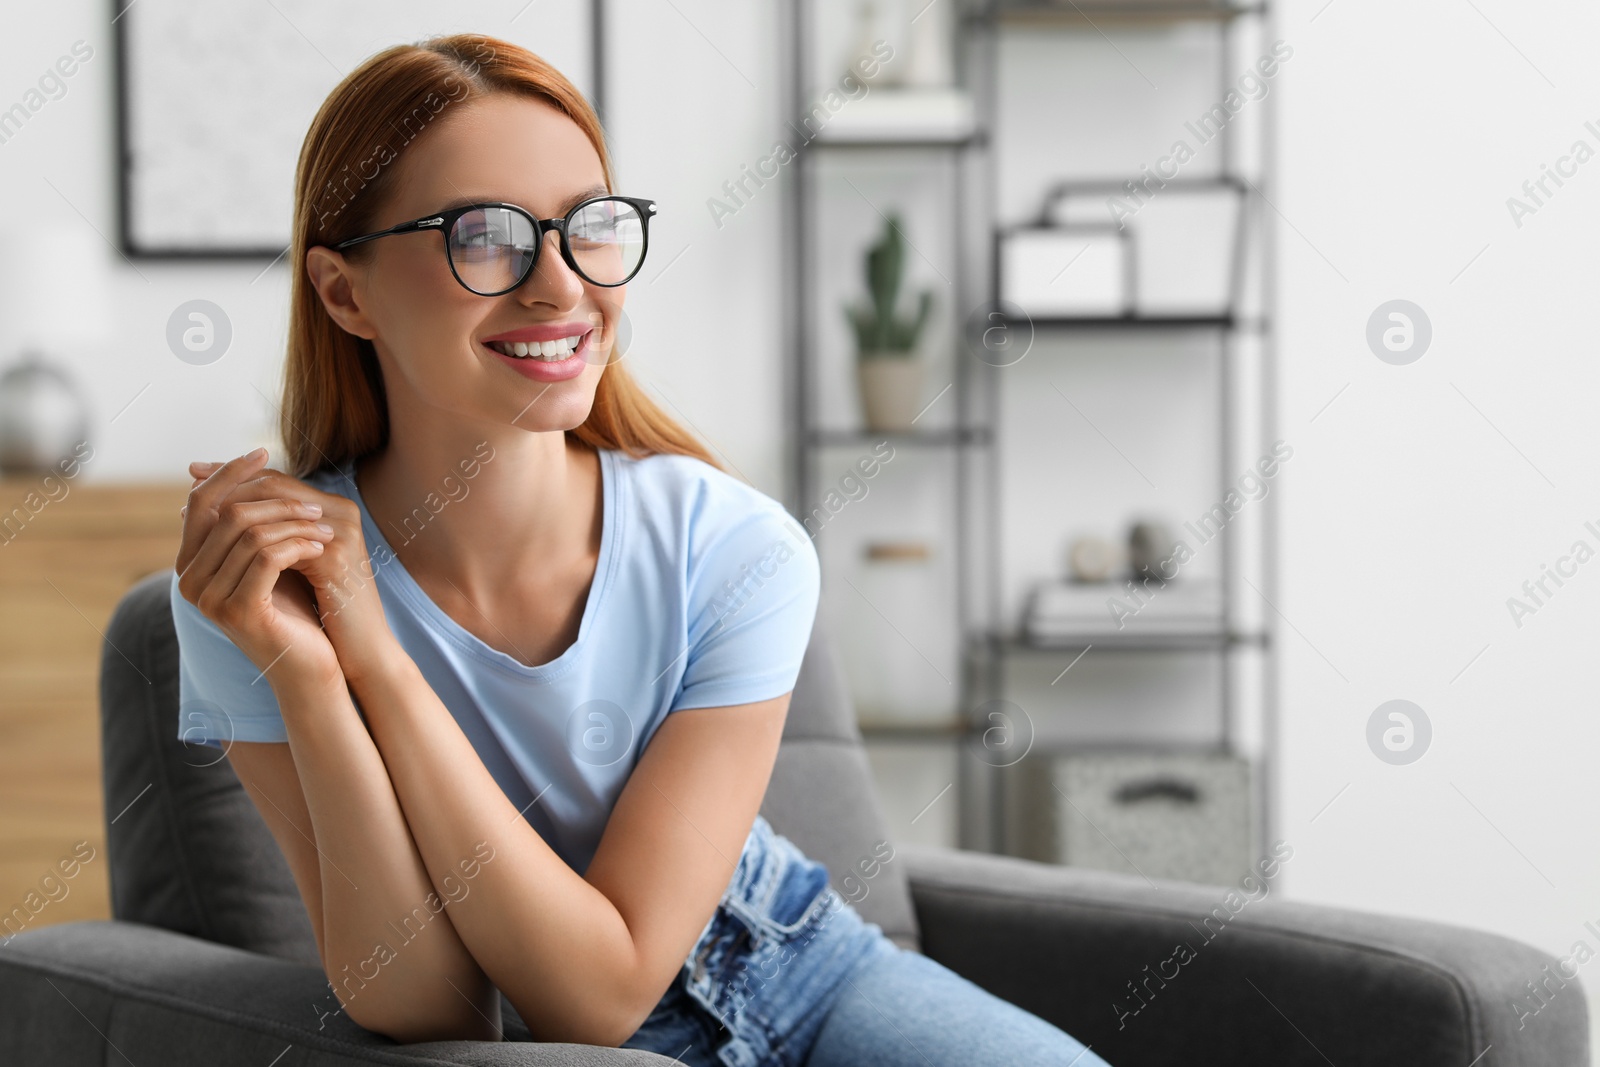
[[231, 672, 503, 1042], [342, 645, 790, 1047], [178, 452, 499, 1042]]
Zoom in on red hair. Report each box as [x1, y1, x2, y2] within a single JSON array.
[[280, 33, 724, 479]]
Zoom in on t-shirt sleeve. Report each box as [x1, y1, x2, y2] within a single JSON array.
[[671, 503, 821, 712], [170, 570, 290, 748]]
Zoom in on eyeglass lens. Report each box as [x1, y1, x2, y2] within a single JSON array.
[[447, 199, 645, 293]]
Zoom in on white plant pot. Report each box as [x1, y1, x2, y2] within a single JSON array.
[[856, 355, 924, 431]]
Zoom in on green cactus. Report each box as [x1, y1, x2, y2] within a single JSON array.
[[845, 212, 934, 358]]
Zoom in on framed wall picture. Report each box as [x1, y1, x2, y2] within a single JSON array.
[[112, 0, 598, 258]]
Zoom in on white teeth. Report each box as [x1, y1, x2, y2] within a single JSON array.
[[488, 333, 586, 361]]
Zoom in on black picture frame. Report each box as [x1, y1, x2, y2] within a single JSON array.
[[111, 0, 605, 260]]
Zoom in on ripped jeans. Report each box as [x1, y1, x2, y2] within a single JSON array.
[[621, 815, 1110, 1067]]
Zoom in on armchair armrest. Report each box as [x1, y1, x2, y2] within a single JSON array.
[[0, 921, 677, 1067], [898, 843, 1587, 1067]]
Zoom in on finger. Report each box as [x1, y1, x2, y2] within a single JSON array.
[[215, 475, 354, 532], [178, 448, 270, 573], [206, 519, 334, 606], [185, 459, 219, 493], [178, 496, 327, 602], [218, 469, 344, 512], [188, 472, 357, 593], [200, 473, 356, 541], [182, 496, 327, 585], [213, 537, 329, 627]]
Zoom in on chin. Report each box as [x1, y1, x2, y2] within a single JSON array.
[[506, 388, 600, 432]]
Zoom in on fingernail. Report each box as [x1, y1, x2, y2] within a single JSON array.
[[301, 502, 322, 516], [314, 522, 335, 534], [246, 446, 267, 460]]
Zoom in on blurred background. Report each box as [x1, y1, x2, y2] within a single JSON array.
[[2, 0, 1598, 1049]]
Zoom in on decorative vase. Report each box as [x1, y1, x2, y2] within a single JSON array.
[[844, 0, 899, 86], [0, 353, 91, 476], [903, 0, 954, 88], [1128, 520, 1179, 580], [856, 354, 924, 431], [1068, 535, 1122, 583]]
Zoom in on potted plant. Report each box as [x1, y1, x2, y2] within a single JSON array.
[[845, 212, 934, 432]]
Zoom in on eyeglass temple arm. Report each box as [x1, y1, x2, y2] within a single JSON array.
[[334, 215, 447, 250]]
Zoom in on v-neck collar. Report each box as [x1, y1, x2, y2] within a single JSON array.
[[342, 446, 620, 682]]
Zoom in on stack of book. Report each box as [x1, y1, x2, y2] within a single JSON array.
[[1023, 576, 1225, 644]]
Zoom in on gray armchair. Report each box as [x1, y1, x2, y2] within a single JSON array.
[[0, 569, 1586, 1065]]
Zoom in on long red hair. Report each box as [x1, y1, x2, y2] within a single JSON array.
[[280, 32, 724, 479]]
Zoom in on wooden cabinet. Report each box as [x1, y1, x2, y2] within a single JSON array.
[[0, 478, 189, 933]]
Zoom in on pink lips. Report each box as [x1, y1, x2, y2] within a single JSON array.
[[483, 329, 591, 383]]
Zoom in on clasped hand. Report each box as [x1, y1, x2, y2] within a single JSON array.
[[175, 447, 393, 687]]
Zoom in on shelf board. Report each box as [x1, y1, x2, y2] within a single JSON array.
[[805, 426, 993, 448], [975, 629, 1269, 653], [1007, 313, 1237, 331], [802, 133, 983, 152], [1023, 738, 1240, 759], [974, 2, 1267, 27]]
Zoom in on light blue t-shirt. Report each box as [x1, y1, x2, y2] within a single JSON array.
[[170, 446, 821, 877]]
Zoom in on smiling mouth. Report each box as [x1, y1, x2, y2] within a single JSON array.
[[484, 328, 593, 361]]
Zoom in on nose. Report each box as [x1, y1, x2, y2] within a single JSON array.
[[517, 226, 584, 303]]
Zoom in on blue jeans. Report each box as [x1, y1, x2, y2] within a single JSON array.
[[622, 814, 1110, 1067]]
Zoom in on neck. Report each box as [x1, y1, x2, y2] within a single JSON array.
[[354, 406, 601, 604]]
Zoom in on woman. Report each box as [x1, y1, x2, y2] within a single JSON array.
[[172, 32, 1109, 1067]]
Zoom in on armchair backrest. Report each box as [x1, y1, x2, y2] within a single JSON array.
[[98, 570, 919, 966]]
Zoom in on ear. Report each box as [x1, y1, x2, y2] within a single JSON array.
[[305, 245, 379, 340]]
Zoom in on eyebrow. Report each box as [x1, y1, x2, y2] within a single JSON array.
[[434, 183, 611, 217]]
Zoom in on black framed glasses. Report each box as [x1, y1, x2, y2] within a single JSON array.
[[331, 195, 656, 295]]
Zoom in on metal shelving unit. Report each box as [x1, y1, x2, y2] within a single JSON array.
[[784, 0, 1278, 861]]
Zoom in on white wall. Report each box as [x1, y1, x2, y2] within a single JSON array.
[[1275, 0, 1600, 1042]]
